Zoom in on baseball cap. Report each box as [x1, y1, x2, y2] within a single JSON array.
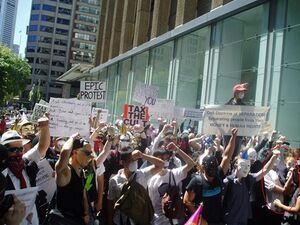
[[233, 83, 247, 94]]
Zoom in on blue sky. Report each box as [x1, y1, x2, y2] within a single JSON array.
[[14, 0, 32, 58]]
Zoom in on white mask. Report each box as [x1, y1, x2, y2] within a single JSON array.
[[238, 92, 245, 99], [164, 160, 170, 168], [128, 161, 138, 172], [247, 148, 257, 163], [237, 159, 250, 178]]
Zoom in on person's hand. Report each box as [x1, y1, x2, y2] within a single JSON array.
[[162, 124, 172, 134], [38, 116, 49, 127], [171, 120, 177, 127], [271, 130, 277, 140], [131, 150, 143, 160], [273, 149, 281, 156], [70, 132, 80, 139], [97, 121, 106, 130], [231, 128, 238, 136], [166, 142, 178, 152], [273, 199, 281, 207], [107, 126, 115, 136], [3, 196, 26, 225]]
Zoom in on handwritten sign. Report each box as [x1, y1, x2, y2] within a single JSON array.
[[132, 82, 159, 106], [123, 104, 149, 126], [36, 159, 56, 202], [149, 99, 175, 119], [173, 107, 204, 121], [80, 81, 106, 102], [49, 98, 91, 137], [39, 99, 49, 106], [91, 108, 109, 122], [202, 105, 269, 136], [5, 187, 39, 217], [31, 103, 49, 122]]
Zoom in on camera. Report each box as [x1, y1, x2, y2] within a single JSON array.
[[0, 194, 14, 218]]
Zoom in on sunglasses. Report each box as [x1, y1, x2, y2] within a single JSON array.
[[7, 147, 23, 153], [80, 150, 93, 157]]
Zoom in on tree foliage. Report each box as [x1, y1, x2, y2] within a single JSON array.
[[0, 45, 31, 105]]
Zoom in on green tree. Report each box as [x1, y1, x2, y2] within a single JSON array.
[[0, 45, 31, 105]]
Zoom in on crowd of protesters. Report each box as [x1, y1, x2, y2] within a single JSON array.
[[0, 85, 299, 225]]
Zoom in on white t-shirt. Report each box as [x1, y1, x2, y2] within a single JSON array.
[[108, 166, 153, 225], [147, 166, 187, 225], [2, 144, 41, 225]]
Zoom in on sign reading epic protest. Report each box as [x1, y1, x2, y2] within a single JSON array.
[[132, 82, 159, 106], [80, 81, 106, 102], [202, 105, 269, 136], [31, 103, 49, 122], [123, 104, 149, 126], [49, 98, 91, 137]]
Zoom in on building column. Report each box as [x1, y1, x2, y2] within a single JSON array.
[[133, 0, 151, 47], [151, 0, 171, 39], [175, 0, 197, 27], [211, 0, 224, 9], [62, 83, 71, 98], [100, 0, 116, 64], [119, 0, 138, 54], [109, 0, 125, 59], [95, 0, 108, 66]]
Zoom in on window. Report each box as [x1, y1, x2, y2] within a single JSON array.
[[37, 47, 51, 54], [28, 35, 37, 42], [26, 46, 36, 52], [58, 7, 71, 15], [79, 0, 99, 6], [78, 5, 99, 15], [75, 23, 96, 33], [52, 60, 65, 67], [34, 69, 48, 75], [31, 14, 39, 20], [39, 36, 52, 44], [51, 70, 63, 76], [74, 32, 96, 42], [77, 15, 98, 24], [56, 28, 68, 35], [59, 0, 72, 4], [57, 18, 70, 25], [42, 4, 56, 12], [54, 39, 67, 46], [40, 25, 53, 33], [36, 58, 50, 65], [32, 4, 40, 10], [53, 49, 66, 57], [27, 57, 34, 63], [41, 15, 55, 22], [29, 25, 38, 31]]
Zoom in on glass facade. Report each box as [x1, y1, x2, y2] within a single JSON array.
[[87, 0, 300, 146]]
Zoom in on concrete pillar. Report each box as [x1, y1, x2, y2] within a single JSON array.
[[151, 0, 171, 39], [119, 0, 137, 54], [95, 0, 108, 66], [100, 0, 115, 64], [133, 0, 151, 47], [175, 0, 197, 27], [109, 0, 125, 59]]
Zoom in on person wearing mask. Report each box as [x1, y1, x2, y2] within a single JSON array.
[[147, 142, 195, 225], [1, 116, 50, 225], [107, 147, 164, 225], [222, 149, 280, 225], [183, 128, 238, 225]]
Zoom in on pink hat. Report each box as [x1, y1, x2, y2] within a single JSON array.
[[233, 83, 247, 94]]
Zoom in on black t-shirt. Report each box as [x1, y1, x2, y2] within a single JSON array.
[[186, 167, 225, 223]]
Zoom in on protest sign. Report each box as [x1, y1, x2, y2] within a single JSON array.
[[174, 107, 204, 121], [132, 82, 159, 106], [31, 103, 49, 122], [91, 108, 109, 122], [202, 105, 269, 136], [36, 159, 56, 202], [123, 104, 149, 126], [39, 99, 49, 106], [5, 187, 39, 217], [149, 99, 175, 119], [259, 121, 273, 135], [49, 98, 91, 137], [80, 81, 106, 102]]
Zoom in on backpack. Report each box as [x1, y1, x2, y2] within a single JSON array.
[[114, 173, 154, 225], [161, 171, 185, 220]]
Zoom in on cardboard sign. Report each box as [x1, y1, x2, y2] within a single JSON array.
[[149, 99, 175, 119], [123, 104, 149, 126], [202, 105, 269, 136], [39, 99, 49, 106], [31, 103, 49, 122], [132, 82, 159, 106], [174, 107, 204, 121], [80, 81, 106, 102], [49, 98, 91, 137], [36, 159, 56, 202], [91, 108, 109, 122], [5, 187, 39, 217]]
